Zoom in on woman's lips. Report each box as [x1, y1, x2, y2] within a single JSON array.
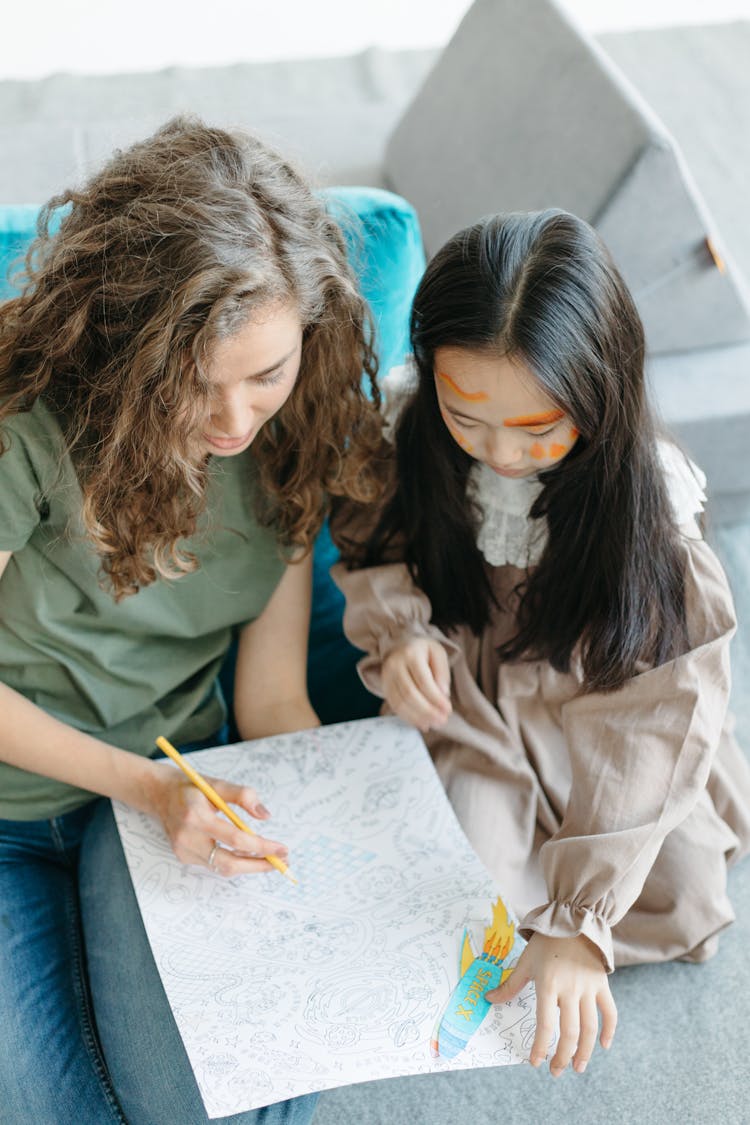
[[203, 430, 253, 451]]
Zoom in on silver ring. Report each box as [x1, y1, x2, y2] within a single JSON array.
[[208, 841, 220, 870]]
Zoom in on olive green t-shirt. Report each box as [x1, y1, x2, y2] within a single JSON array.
[[0, 399, 286, 820]]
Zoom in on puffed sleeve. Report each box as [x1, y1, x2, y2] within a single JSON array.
[[331, 560, 461, 698], [520, 535, 736, 971]]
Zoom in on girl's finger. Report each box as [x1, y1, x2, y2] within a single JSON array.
[[550, 996, 579, 1077], [529, 991, 557, 1068], [387, 673, 433, 729], [427, 643, 452, 697], [597, 986, 618, 1049], [573, 994, 599, 1073], [389, 665, 446, 729], [405, 650, 451, 711], [485, 965, 528, 1005]]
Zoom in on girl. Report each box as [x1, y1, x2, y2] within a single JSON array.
[[332, 210, 750, 1080], [0, 117, 381, 1124]]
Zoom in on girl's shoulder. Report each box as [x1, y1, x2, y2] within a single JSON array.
[[381, 357, 419, 441], [657, 439, 707, 535]]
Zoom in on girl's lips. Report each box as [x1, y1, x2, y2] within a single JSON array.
[[203, 430, 253, 451], [488, 464, 527, 478]]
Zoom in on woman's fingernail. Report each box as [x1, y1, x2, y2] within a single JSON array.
[[255, 804, 270, 817], [577, 1062, 587, 1074]]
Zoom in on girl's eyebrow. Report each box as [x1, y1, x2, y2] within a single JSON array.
[[436, 371, 489, 402], [445, 405, 485, 423], [503, 409, 565, 428]]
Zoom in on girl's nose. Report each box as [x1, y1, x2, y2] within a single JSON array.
[[486, 428, 523, 466]]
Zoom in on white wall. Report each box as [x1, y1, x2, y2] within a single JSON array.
[[1, 0, 748, 80]]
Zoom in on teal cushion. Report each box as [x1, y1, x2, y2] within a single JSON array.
[[310, 187, 425, 723], [0, 187, 426, 727]]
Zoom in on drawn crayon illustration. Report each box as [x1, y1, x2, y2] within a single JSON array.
[[430, 897, 515, 1059]]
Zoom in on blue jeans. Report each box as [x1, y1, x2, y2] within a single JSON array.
[[0, 735, 318, 1125]]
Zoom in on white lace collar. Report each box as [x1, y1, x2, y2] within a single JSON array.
[[467, 443, 706, 567], [468, 465, 546, 567], [381, 360, 707, 567]]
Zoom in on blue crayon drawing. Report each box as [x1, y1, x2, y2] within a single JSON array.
[[430, 897, 515, 1059]]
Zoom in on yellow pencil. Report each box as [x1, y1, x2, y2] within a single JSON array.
[[155, 736, 298, 884]]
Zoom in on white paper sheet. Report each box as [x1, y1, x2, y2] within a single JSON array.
[[112, 716, 537, 1118]]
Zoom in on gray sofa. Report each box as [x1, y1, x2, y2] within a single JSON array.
[[2, 2, 748, 1121]]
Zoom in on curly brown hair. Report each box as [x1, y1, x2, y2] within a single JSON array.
[[0, 116, 384, 598]]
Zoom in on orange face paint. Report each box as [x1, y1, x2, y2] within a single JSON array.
[[439, 405, 473, 452], [529, 442, 545, 459], [570, 427, 579, 440], [437, 371, 489, 402], [503, 408, 565, 429]]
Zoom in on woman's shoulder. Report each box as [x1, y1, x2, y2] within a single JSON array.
[[1, 396, 64, 449], [0, 398, 66, 478]]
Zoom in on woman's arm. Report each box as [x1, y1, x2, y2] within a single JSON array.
[[233, 550, 320, 739], [0, 550, 288, 873]]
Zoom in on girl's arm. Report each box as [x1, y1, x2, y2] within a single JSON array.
[[498, 536, 739, 1073], [233, 551, 320, 739], [0, 551, 289, 875], [332, 560, 460, 729]]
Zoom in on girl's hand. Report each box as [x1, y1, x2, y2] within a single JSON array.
[[147, 766, 289, 876], [485, 932, 617, 1075], [381, 638, 452, 731]]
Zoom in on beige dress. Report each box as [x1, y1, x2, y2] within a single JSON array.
[[332, 450, 750, 972]]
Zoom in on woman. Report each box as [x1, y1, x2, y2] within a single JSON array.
[[0, 116, 382, 1123]]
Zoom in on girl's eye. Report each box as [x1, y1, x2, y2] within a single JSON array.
[[527, 425, 557, 436]]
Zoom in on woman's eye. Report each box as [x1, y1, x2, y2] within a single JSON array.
[[252, 369, 284, 387], [527, 425, 556, 437]]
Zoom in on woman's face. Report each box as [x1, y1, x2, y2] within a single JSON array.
[[200, 302, 303, 457], [433, 346, 578, 478]]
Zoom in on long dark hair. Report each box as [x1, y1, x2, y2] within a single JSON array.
[[353, 210, 688, 693]]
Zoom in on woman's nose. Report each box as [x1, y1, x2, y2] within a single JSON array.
[[211, 387, 253, 436]]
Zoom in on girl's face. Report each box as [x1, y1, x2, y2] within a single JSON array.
[[200, 302, 303, 457], [433, 346, 578, 478]]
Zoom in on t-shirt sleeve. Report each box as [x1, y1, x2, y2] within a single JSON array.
[[0, 419, 46, 551]]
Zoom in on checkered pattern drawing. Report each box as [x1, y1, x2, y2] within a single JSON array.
[[268, 834, 377, 901]]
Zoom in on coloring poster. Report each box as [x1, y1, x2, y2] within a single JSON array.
[[112, 717, 537, 1118]]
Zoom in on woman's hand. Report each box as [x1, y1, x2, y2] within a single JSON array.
[[147, 764, 289, 876], [485, 932, 617, 1075], [381, 637, 452, 731]]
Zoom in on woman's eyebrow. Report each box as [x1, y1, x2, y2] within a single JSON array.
[[503, 409, 565, 428], [246, 347, 297, 379], [436, 371, 489, 402]]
